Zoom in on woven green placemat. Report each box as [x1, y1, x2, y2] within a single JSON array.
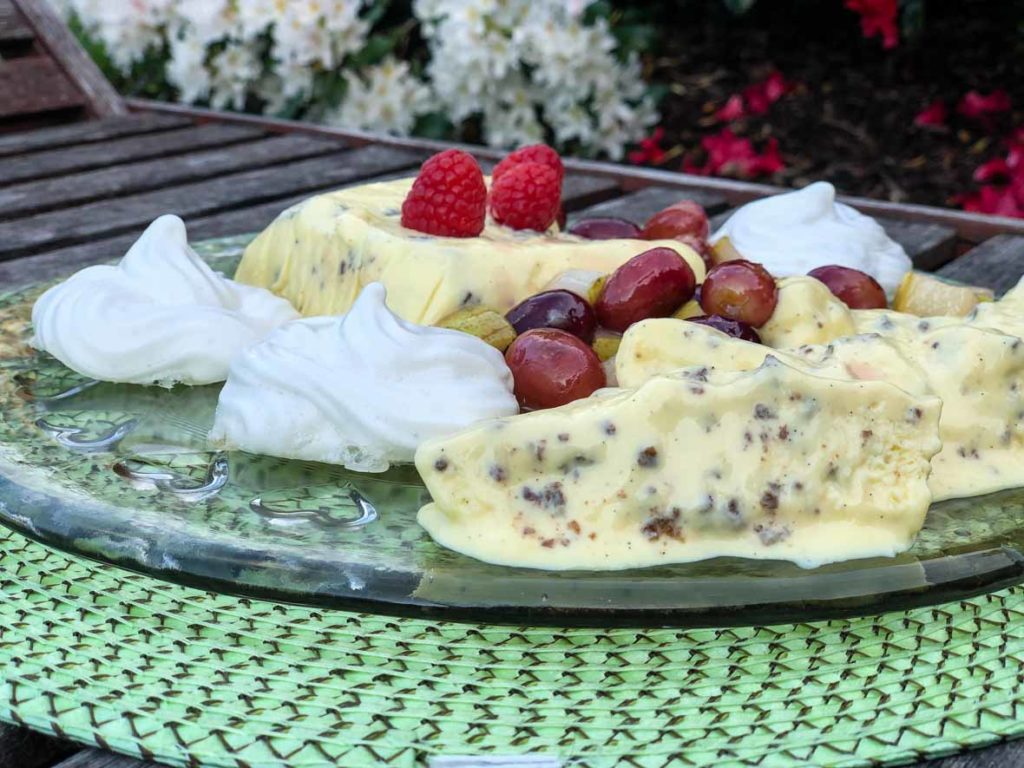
[[0, 529, 1021, 767]]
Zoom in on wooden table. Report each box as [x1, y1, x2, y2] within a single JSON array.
[[1, 108, 1023, 768]]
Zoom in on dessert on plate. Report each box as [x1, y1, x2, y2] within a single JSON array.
[[27, 144, 1023, 572]]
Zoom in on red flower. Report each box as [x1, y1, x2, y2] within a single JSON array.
[[973, 158, 1012, 184], [845, 0, 899, 49], [959, 184, 1024, 218], [913, 100, 947, 128], [717, 72, 793, 122], [684, 128, 785, 179], [628, 127, 666, 166], [715, 94, 746, 122], [961, 134, 1024, 219], [957, 89, 1012, 131]]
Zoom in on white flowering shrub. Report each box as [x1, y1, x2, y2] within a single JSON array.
[[56, 0, 659, 159]]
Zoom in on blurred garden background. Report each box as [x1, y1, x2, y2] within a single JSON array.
[[53, 0, 1024, 217]]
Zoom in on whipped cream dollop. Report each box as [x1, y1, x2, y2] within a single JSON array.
[[711, 182, 911, 295], [210, 282, 519, 472], [32, 215, 299, 386]]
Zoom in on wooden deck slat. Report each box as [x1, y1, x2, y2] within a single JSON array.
[[0, 0, 31, 44], [0, 145, 425, 261], [0, 56, 84, 119], [51, 748, 166, 768], [0, 134, 348, 219], [0, 165, 435, 287], [0, 722, 76, 768], [569, 185, 729, 227], [0, 123, 266, 185], [937, 235, 1024, 294], [873, 218, 959, 270], [12, 0, 125, 117], [560, 173, 623, 211], [0, 113, 191, 158]]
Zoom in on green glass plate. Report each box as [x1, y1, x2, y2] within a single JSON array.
[[1, 239, 1023, 627]]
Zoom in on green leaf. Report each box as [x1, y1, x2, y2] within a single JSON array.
[[612, 22, 658, 58], [722, 0, 759, 15], [363, 0, 394, 27], [582, 0, 613, 25], [646, 83, 670, 106], [900, 0, 926, 40], [349, 31, 400, 69], [413, 111, 455, 140]]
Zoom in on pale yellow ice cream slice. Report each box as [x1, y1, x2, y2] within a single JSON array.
[[759, 276, 856, 348], [618, 319, 1024, 501], [234, 177, 704, 325], [416, 358, 941, 570]]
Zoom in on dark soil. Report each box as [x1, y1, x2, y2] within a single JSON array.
[[649, 0, 1024, 208]]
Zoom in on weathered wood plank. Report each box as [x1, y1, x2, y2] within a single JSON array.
[[0, 164, 431, 286], [937, 235, 1024, 294], [0, 722, 76, 768], [12, 0, 125, 117], [709, 207, 959, 269], [52, 748, 166, 767], [0, 145, 425, 260], [916, 738, 1024, 768], [0, 134, 346, 219], [0, 113, 190, 158], [0, 123, 264, 185], [876, 217, 958, 270], [569, 185, 728, 228], [561, 173, 622, 211], [0, 0, 31, 45], [0, 56, 84, 119]]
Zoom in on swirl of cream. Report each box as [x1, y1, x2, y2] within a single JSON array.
[[711, 182, 911, 295], [31, 215, 299, 386], [210, 283, 519, 471]]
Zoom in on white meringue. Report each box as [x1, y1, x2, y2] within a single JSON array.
[[31, 215, 299, 386], [711, 182, 912, 295], [210, 283, 519, 472]]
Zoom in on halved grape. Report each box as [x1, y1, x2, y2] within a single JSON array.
[[505, 329, 606, 410], [641, 200, 710, 241], [699, 260, 778, 327], [569, 217, 642, 240], [594, 247, 697, 332], [506, 290, 597, 343], [686, 314, 762, 343], [808, 265, 887, 309]]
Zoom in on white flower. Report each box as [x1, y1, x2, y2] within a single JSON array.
[[66, 0, 170, 72], [327, 56, 432, 135], [237, 0, 283, 39], [209, 41, 260, 110], [414, 0, 658, 157], [166, 30, 210, 103], [173, 0, 236, 46]]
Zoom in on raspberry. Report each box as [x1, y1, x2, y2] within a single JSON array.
[[493, 144, 564, 186], [489, 161, 562, 231], [401, 149, 486, 237]]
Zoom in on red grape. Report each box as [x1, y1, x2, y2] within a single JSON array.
[[569, 217, 642, 240], [595, 247, 697, 332], [641, 201, 710, 241], [808, 265, 887, 309], [700, 260, 778, 327], [505, 329, 606, 410], [686, 314, 762, 343], [506, 290, 597, 343]]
